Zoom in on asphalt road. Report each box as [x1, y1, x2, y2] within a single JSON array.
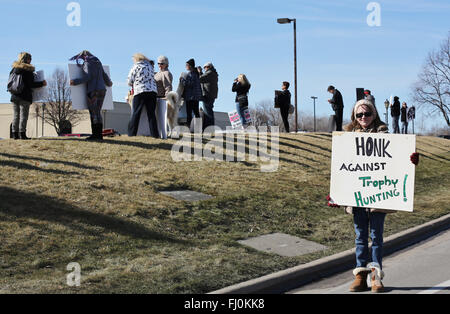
[[288, 229, 450, 294]]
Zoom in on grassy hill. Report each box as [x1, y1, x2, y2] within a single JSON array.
[[0, 133, 449, 293]]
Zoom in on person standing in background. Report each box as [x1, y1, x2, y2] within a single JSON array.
[[70, 50, 112, 141], [327, 85, 344, 131], [181, 58, 202, 130], [127, 53, 159, 138], [154, 55, 173, 139], [364, 89, 376, 107], [232, 74, 251, 127], [277, 81, 291, 133], [8, 52, 47, 140], [390, 96, 401, 134], [199, 62, 219, 130], [401, 102, 408, 134]]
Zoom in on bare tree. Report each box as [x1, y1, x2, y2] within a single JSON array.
[[412, 32, 450, 127], [35, 68, 83, 135], [249, 100, 282, 128]]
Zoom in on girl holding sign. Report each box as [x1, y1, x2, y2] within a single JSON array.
[[328, 99, 419, 293]]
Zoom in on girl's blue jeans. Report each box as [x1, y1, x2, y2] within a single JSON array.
[[353, 208, 386, 269]]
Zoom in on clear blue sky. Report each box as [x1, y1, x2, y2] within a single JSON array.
[[0, 0, 449, 131]]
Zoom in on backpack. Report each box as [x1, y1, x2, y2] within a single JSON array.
[[7, 70, 24, 95]]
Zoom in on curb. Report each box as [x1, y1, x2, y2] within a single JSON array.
[[209, 213, 450, 294]]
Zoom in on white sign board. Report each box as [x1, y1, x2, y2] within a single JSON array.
[[32, 70, 48, 102], [68, 64, 114, 110], [330, 132, 416, 212], [228, 110, 244, 130]]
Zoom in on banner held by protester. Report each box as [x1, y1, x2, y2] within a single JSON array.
[[330, 131, 416, 212]]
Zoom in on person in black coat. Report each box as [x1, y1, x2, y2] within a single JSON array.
[[401, 102, 408, 134], [390, 96, 401, 134], [8, 52, 47, 140], [277, 81, 291, 133], [232, 74, 251, 126], [327, 85, 344, 131]]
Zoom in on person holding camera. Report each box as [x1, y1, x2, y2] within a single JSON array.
[[327, 85, 344, 131], [232, 74, 251, 127]]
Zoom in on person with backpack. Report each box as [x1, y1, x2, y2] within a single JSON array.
[[8, 52, 47, 140], [276, 81, 291, 133], [69, 50, 113, 141]]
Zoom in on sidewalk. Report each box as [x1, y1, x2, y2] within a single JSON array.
[[210, 213, 450, 294]]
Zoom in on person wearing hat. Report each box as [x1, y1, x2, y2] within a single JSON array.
[[326, 99, 420, 293], [154, 55, 173, 139], [199, 62, 219, 130], [70, 50, 113, 140], [8, 52, 47, 140], [390, 96, 401, 134], [181, 58, 202, 130], [327, 85, 344, 131], [364, 89, 376, 108]]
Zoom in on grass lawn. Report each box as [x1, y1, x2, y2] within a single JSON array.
[[0, 132, 449, 293]]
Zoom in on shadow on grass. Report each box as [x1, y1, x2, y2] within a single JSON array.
[[41, 137, 174, 152], [0, 152, 101, 170], [0, 186, 186, 244], [0, 160, 80, 176]]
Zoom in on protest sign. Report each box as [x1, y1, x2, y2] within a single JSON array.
[[68, 64, 114, 110], [228, 110, 244, 130], [330, 132, 416, 212], [32, 70, 48, 102], [243, 108, 252, 124]]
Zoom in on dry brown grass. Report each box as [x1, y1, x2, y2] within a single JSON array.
[[0, 133, 448, 293]]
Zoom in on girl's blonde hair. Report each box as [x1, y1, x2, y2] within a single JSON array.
[[238, 74, 250, 85], [17, 52, 32, 64]]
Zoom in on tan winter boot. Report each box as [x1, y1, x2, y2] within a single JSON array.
[[349, 267, 371, 292], [368, 263, 385, 293]]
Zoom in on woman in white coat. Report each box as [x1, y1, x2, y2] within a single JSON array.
[[154, 56, 173, 139]]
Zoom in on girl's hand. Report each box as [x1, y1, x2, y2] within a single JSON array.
[[410, 152, 419, 165], [327, 195, 340, 208]]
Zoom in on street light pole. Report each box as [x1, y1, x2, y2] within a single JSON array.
[[384, 99, 390, 129], [311, 96, 317, 132], [42, 103, 45, 137], [278, 17, 298, 133]]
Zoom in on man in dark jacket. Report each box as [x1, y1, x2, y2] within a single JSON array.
[[199, 62, 218, 130], [327, 85, 344, 131], [277, 81, 291, 133], [9, 52, 47, 140], [390, 96, 401, 134]]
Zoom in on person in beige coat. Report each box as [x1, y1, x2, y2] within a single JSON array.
[[154, 55, 173, 139], [328, 99, 420, 293]]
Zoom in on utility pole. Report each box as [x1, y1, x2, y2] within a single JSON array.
[[311, 96, 317, 132]]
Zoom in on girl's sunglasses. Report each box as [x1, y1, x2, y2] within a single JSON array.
[[355, 112, 373, 119]]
